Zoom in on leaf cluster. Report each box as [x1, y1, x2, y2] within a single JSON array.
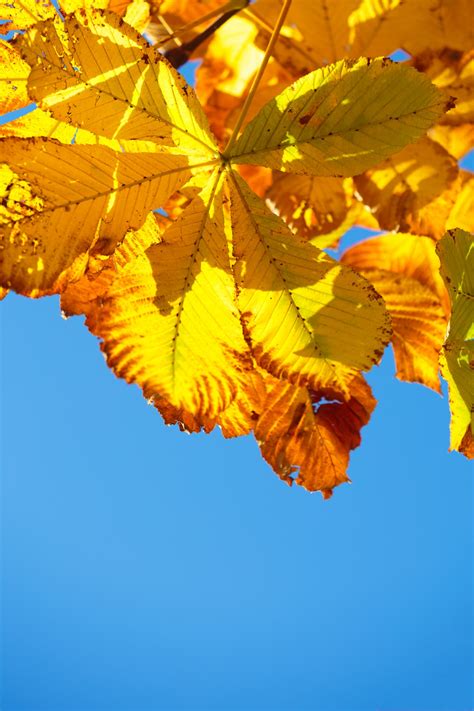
[[0, 0, 472, 497]]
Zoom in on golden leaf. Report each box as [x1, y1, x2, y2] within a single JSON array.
[[429, 123, 474, 158], [350, 0, 474, 57], [437, 229, 474, 458], [0, 0, 147, 31], [0, 0, 56, 31], [266, 173, 352, 241], [83, 171, 253, 427], [446, 171, 474, 234], [226, 170, 390, 396], [343, 233, 449, 391], [413, 48, 474, 126], [251, 0, 361, 69], [19, 10, 218, 155], [254, 371, 376, 497], [0, 41, 30, 114], [0, 138, 203, 295], [228, 57, 449, 175], [0, 5, 464, 493], [60, 211, 162, 317], [354, 137, 458, 233]]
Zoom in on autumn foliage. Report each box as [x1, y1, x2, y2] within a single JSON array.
[[0, 0, 472, 497]]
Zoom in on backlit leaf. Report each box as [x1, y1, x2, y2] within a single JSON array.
[[0, 138, 203, 295], [226, 170, 390, 396], [254, 371, 376, 497], [343, 233, 449, 391], [19, 10, 218, 155], [350, 0, 474, 57], [429, 123, 474, 159], [354, 137, 458, 233], [266, 173, 352, 241], [218, 364, 377, 497], [413, 49, 474, 126], [437, 229, 474, 458], [446, 171, 474, 234], [228, 57, 449, 176], [85, 171, 253, 427], [0, 41, 29, 114]]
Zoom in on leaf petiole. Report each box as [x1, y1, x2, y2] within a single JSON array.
[[222, 0, 292, 157]]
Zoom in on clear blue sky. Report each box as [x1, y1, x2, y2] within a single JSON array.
[[1, 60, 473, 711]]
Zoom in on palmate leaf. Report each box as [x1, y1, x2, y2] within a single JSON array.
[[437, 229, 474, 458], [0, 7, 458, 494], [61, 210, 378, 497], [74, 167, 389, 427]]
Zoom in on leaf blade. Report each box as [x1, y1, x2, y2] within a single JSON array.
[[228, 57, 450, 176]]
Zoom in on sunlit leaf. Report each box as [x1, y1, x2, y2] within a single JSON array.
[[266, 173, 352, 241], [228, 57, 449, 175], [0, 138, 203, 295], [446, 171, 474, 234], [226, 170, 390, 396], [437, 229, 474, 458], [354, 137, 458, 233], [350, 0, 474, 57], [85, 171, 253, 427], [19, 10, 218, 155], [0, 41, 30, 115], [413, 48, 474, 126], [60, 211, 162, 317], [343, 233, 449, 391], [254, 371, 376, 497], [429, 123, 474, 159]]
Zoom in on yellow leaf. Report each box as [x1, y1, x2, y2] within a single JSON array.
[[195, 14, 289, 145], [354, 137, 458, 233], [413, 48, 474, 126], [350, 0, 474, 57], [0, 0, 147, 31], [0, 41, 30, 114], [0, 138, 207, 295], [217, 370, 268, 438], [343, 233, 449, 391], [429, 123, 474, 159], [60, 211, 162, 317], [437, 229, 474, 458], [251, 0, 361, 68], [348, 0, 401, 57], [227, 57, 449, 175], [0, 0, 56, 31], [447, 171, 474, 234], [341, 232, 450, 314], [226, 170, 390, 396], [19, 10, 218, 155], [266, 173, 352, 241], [254, 371, 376, 497], [84, 171, 253, 426]]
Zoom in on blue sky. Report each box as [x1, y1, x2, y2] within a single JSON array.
[[1, 52, 473, 711]]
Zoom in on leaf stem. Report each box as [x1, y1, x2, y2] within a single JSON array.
[[223, 0, 292, 156]]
